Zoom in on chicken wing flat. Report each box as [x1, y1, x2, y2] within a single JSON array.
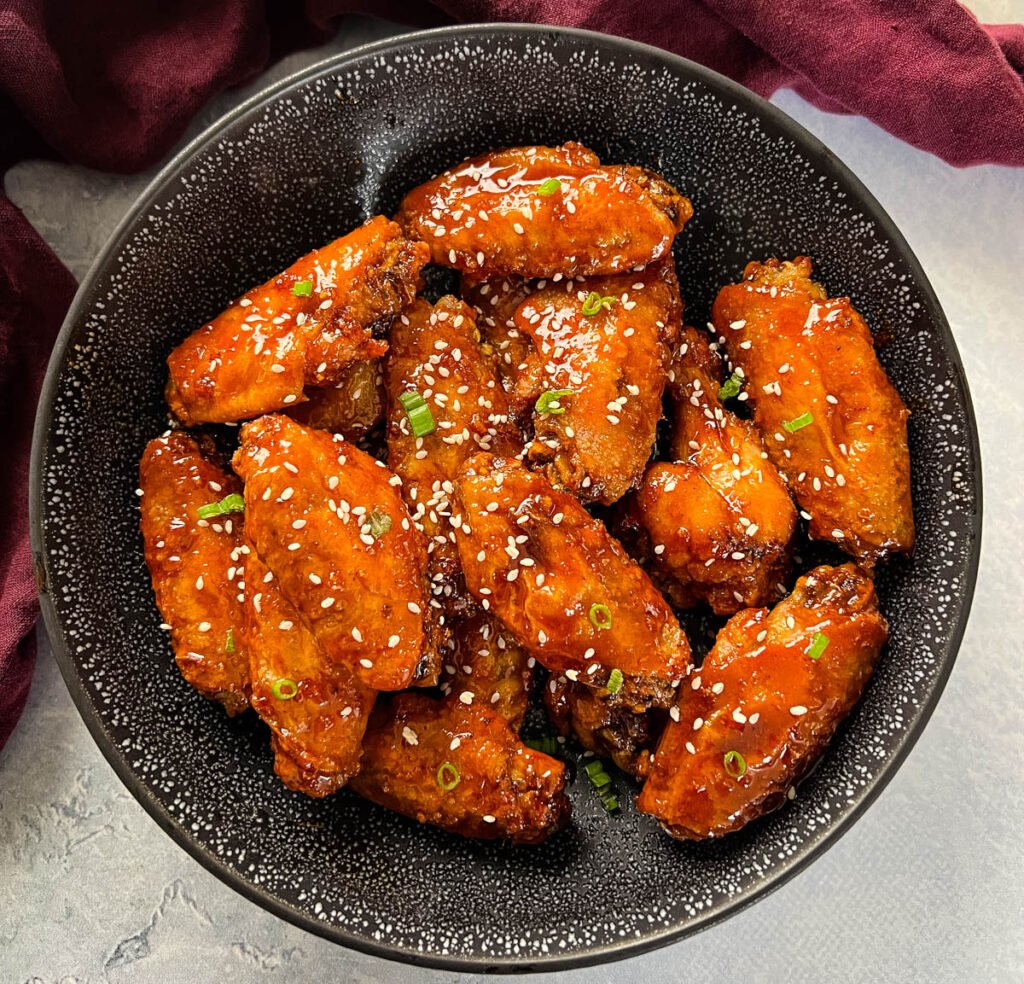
[[243, 549, 375, 796], [396, 143, 692, 279], [513, 259, 682, 505], [284, 359, 385, 439], [233, 414, 428, 691], [453, 453, 692, 709], [712, 257, 914, 563], [618, 327, 796, 614], [637, 563, 887, 840], [385, 296, 523, 618], [350, 691, 569, 844], [138, 432, 249, 714], [167, 216, 428, 425]]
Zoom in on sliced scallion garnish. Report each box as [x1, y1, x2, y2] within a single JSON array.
[[718, 372, 743, 401], [367, 508, 392, 539], [806, 632, 830, 660], [437, 761, 460, 790], [588, 603, 613, 631], [782, 411, 814, 433], [197, 492, 245, 520], [292, 279, 313, 297], [724, 750, 747, 778], [225, 629, 236, 653], [606, 668, 624, 694], [584, 758, 620, 812], [398, 390, 436, 438], [524, 735, 560, 756], [537, 177, 562, 196], [581, 292, 616, 316], [271, 678, 298, 700], [535, 388, 574, 416]]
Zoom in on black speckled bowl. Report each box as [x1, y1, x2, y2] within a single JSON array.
[[31, 24, 981, 973]]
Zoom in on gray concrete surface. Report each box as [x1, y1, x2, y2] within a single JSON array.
[[3, 8, 1023, 983]]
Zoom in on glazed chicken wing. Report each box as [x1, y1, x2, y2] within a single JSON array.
[[396, 143, 692, 279], [453, 453, 691, 710], [233, 415, 429, 691], [284, 359, 385, 439], [637, 564, 887, 840], [712, 258, 914, 563], [138, 432, 249, 714], [350, 692, 569, 844], [244, 549, 375, 797], [167, 216, 428, 424], [618, 326, 796, 614], [513, 260, 682, 505]]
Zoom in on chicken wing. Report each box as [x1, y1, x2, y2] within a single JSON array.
[[513, 259, 682, 505], [284, 359, 385, 439], [711, 257, 914, 563], [453, 453, 691, 710], [618, 326, 796, 614], [167, 216, 428, 424], [350, 692, 569, 844], [233, 414, 429, 691], [138, 432, 249, 714], [385, 296, 523, 619], [396, 143, 692, 279], [637, 563, 887, 840]]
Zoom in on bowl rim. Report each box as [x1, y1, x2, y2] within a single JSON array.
[[29, 20, 983, 974]]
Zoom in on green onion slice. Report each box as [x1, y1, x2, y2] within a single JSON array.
[[589, 603, 613, 631], [806, 632, 830, 660], [398, 390, 436, 438], [782, 411, 814, 433], [723, 750, 747, 778], [367, 508, 392, 540], [197, 492, 245, 520], [718, 372, 743, 401], [271, 678, 298, 700], [225, 629, 236, 653], [292, 279, 313, 297], [606, 668, 624, 695], [537, 177, 562, 196], [437, 761, 460, 790], [524, 735, 560, 755], [535, 388, 574, 415], [581, 292, 616, 316], [584, 758, 620, 812]]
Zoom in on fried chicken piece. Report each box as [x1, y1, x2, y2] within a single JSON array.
[[453, 453, 691, 711], [233, 415, 428, 691], [638, 564, 887, 840], [618, 327, 796, 614], [350, 692, 569, 844], [442, 612, 534, 731], [385, 296, 523, 619], [243, 549, 375, 797], [166, 216, 428, 425], [712, 257, 913, 563], [513, 260, 682, 505], [284, 359, 385, 439], [396, 143, 692, 279], [138, 432, 249, 714]]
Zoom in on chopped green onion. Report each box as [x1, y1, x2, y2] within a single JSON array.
[[589, 603, 613, 631], [723, 750, 747, 778], [806, 632, 830, 660], [367, 508, 392, 540], [524, 735, 560, 756], [271, 678, 298, 700], [581, 292, 616, 316], [606, 668, 624, 695], [398, 390, 436, 438], [584, 757, 620, 812], [782, 411, 814, 433], [537, 177, 562, 196], [292, 279, 313, 297], [718, 373, 743, 401], [437, 761, 460, 790], [535, 388, 574, 415], [197, 492, 245, 520], [225, 629, 236, 653]]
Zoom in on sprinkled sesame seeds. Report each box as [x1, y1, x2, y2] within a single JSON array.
[[359, 658, 373, 669], [321, 596, 335, 608], [790, 705, 808, 716], [459, 691, 474, 705]]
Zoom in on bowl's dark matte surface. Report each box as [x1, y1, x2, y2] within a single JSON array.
[[31, 24, 981, 973]]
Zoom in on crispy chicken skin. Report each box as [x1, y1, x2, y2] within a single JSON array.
[[243, 549, 375, 797], [385, 296, 523, 620], [166, 216, 428, 425], [513, 260, 683, 505], [396, 143, 692, 279], [233, 415, 428, 691], [350, 692, 570, 844], [619, 327, 797, 614], [712, 257, 914, 563], [637, 564, 887, 840], [138, 432, 249, 715], [284, 359, 385, 439], [453, 453, 692, 709]]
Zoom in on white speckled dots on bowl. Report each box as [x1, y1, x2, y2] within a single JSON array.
[[31, 25, 980, 973]]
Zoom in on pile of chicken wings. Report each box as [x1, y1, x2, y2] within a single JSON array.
[[139, 143, 913, 845]]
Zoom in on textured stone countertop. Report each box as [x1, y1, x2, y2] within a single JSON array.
[[2, 9, 1022, 984]]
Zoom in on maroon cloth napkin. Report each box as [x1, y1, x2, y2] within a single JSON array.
[[1, 0, 1021, 750]]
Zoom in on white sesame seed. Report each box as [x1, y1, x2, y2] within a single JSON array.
[[388, 634, 400, 648], [278, 620, 293, 631], [482, 815, 496, 823], [359, 657, 373, 668], [790, 705, 808, 716], [321, 596, 335, 608], [669, 706, 681, 722], [402, 726, 418, 745], [712, 682, 725, 695], [459, 691, 474, 705]]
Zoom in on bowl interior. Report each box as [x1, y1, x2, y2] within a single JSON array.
[[32, 25, 980, 972]]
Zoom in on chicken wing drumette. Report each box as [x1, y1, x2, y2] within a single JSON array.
[[167, 216, 427, 424], [638, 564, 887, 840], [712, 257, 913, 563], [396, 143, 692, 279], [139, 432, 250, 714], [233, 415, 429, 691]]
